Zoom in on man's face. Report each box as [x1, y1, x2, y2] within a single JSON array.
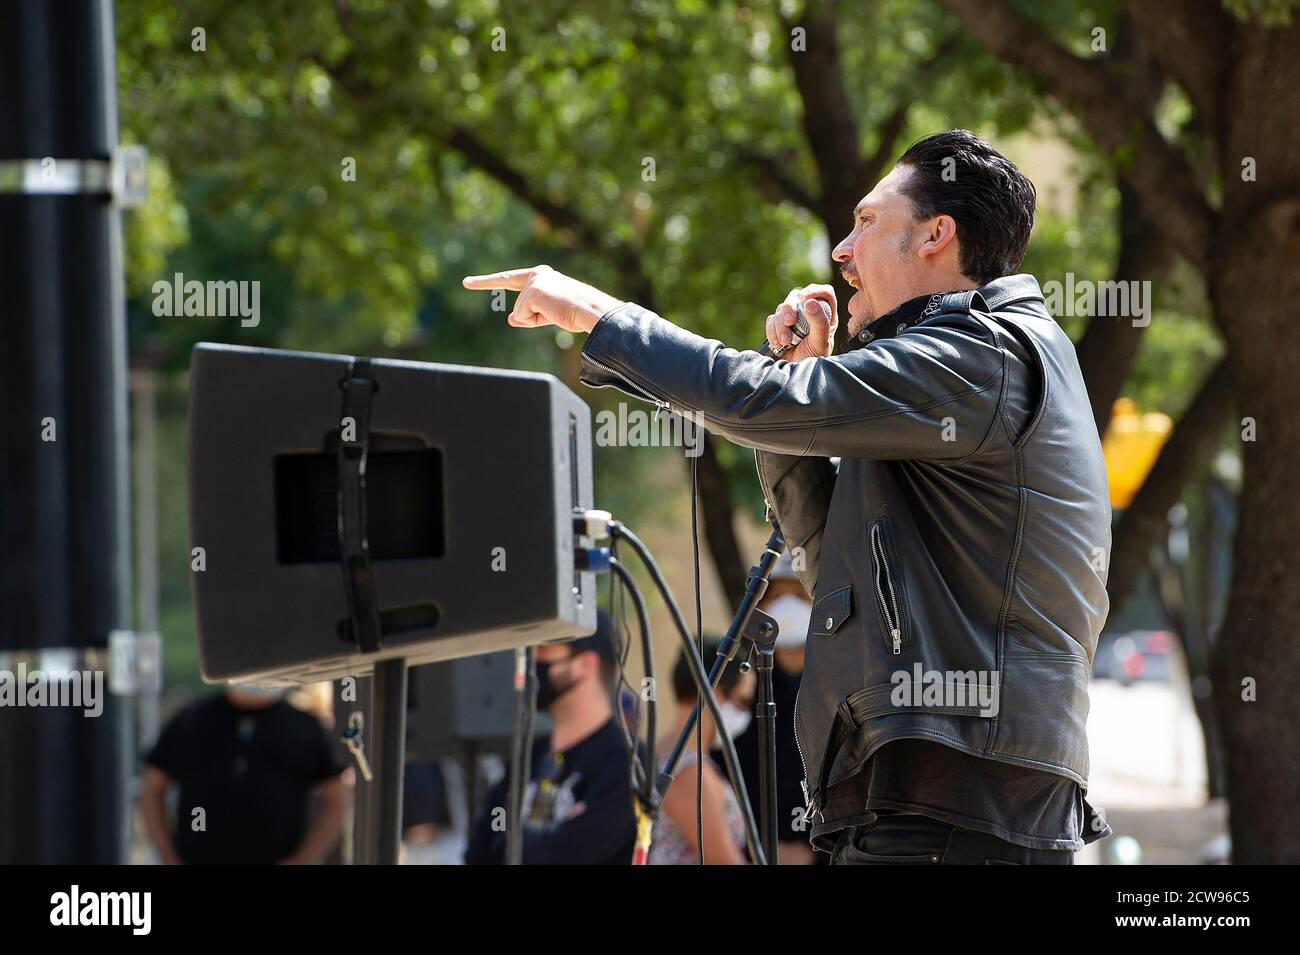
[[534, 644, 593, 707], [832, 165, 926, 337], [534, 644, 575, 666]]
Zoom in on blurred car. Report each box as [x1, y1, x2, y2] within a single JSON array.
[[1086, 629, 1207, 813], [1091, 630, 1178, 685]]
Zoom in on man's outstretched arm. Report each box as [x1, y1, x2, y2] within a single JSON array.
[[462, 266, 1004, 463]]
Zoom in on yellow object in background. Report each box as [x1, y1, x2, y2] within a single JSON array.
[[1102, 397, 1173, 509]]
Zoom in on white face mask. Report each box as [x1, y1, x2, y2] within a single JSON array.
[[766, 593, 812, 649], [713, 699, 753, 748]]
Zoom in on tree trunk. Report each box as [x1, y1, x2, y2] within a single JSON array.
[[1208, 15, 1300, 863], [784, 3, 865, 355], [1073, 18, 1171, 434], [691, 434, 746, 614], [1074, 181, 1172, 434]]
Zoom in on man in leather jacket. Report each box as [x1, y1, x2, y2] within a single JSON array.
[[464, 130, 1113, 864]]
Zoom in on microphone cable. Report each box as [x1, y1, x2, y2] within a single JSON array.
[[691, 454, 704, 863], [575, 514, 767, 864], [607, 555, 657, 862], [607, 522, 767, 865]]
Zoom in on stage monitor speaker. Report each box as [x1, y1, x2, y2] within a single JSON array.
[[187, 342, 596, 685], [404, 652, 550, 760]]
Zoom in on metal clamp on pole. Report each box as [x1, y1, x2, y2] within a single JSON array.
[[337, 357, 383, 654], [107, 629, 162, 696], [0, 145, 148, 207]]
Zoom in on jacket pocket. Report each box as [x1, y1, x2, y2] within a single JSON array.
[[811, 585, 853, 637], [868, 517, 911, 655]]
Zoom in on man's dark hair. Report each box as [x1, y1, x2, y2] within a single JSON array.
[[894, 130, 1036, 285]]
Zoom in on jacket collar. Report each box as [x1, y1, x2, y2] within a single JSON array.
[[842, 274, 1044, 352], [948, 273, 1045, 313], [843, 291, 942, 351]]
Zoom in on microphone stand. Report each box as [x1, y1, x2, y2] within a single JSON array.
[[656, 524, 787, 864]]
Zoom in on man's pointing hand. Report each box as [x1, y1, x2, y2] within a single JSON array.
[[462, 265, 625, 335]]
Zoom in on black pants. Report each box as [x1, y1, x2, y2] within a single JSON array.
[[830, 812, 1074, 865]]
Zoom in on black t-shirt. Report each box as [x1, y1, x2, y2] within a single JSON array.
[[464, 717, 638, 865], [403, 760, 452, 830], [145, 693, 347, 865]]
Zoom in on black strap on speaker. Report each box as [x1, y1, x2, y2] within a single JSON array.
[[338, 357, 383, 653]]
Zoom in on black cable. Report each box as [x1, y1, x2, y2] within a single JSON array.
[[607, 544, 638, 782], [612, 538, 645, 778], [607, 545, 649, 799], [691, 454, 703, 864], [608, 557, 656, 811], [610, 522, 767, 865]]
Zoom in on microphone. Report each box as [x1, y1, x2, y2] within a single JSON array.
[[759, 297, 833, 357]]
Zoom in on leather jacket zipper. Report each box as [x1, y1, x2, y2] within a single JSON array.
[[870, 522, 906, 654], [794, 689, 821, 825], [582, 353, 673, 420]]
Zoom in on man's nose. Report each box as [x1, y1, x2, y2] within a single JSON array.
[[832, 233, 854, 262]]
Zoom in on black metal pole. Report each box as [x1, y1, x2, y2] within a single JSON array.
[[505, 645, 537, 865], [338, 675, 375, 864], [0, 0, 133, 864], [369, 658, 408, 864], [754, 633, 779, 864]]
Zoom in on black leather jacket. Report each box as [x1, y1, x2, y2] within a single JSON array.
[[578, 274, 1111, 843]]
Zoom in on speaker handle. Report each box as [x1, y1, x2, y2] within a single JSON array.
[[337, 357, 384, 654]]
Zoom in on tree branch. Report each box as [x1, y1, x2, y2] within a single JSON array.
[[1122, 0, 1232, 136], [444, 125, 647, 288], [782, 1, 865, 225], [859, 101, 912, 187], [440, 128, 749, 610], [936, 0, 1215, 272], [859, 31, 965, 184], [735, 147, 820, 213]]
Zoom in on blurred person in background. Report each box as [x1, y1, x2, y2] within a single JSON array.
[[402, 760, 460, 865], [649, 637, 756, 865], [732, 550, 821, 864], [139, 684, 348, 864], [464, 611, 639, 864]]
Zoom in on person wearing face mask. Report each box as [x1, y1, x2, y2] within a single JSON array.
[[730, 551, 821, 864], [138, 683, 348, 864], [648, 637, 757, 865], [464, 611, 640, 865]]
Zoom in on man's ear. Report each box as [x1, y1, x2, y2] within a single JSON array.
[[917, 214, 958, 261]]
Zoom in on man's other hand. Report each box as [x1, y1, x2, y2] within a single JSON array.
[[462, 265, 624, 334]]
